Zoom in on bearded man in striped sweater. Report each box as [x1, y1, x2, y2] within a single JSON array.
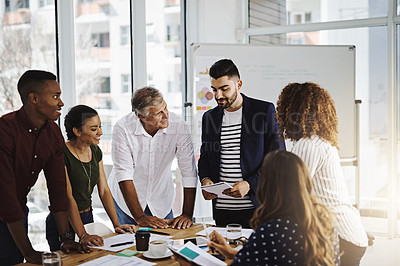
[[198, 59, 285, 228]]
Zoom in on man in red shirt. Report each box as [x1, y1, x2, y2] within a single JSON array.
[[0, 70, 89, 265]]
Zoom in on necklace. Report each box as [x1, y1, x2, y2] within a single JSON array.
[[73, 145, 92, 193]]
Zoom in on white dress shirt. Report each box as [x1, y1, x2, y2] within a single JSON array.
[[291, 136, 368, 247], [108, 112, 197, 218]]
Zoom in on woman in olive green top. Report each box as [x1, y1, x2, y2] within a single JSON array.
[[46, 105, 135, 251]]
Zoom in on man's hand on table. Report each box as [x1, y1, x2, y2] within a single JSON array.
[[137, 215, 169, 229], [223, 181, 250, 198], [168, 214, 193, 229], [61, 239, 91, 254], [24, 249, 43, 264], [80, 234, 103, 247], [114, 224, 136, 234], [201, 178, 217, 200]]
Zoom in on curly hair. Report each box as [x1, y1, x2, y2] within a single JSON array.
[[250, 150, 335, 266], [276, 82, 338, 148]]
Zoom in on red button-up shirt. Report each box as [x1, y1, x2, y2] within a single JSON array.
[[0, 108, 68, 223]]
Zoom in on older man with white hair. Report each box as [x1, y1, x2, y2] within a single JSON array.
[[108, 86, 197, 229]]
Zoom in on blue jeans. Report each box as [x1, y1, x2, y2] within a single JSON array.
[[45, 210, 94, 251], [0, 206, 28, 265], [113, 198, 173, 225]]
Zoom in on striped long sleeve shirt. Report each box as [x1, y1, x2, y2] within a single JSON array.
[[215, 108, 254, 210], [291, 136, 368, 247]]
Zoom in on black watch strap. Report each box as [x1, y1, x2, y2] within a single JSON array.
[[59, 230, 74, 242]]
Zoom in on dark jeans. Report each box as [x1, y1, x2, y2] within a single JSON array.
[[113, 198, 173, 225], [0, 206, 28, 266], [339, 237, 367, 266], [45, 210, 94, 251], [213, 208, 256, 228]]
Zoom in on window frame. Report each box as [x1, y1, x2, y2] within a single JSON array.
[[243, 0, 399, 238]]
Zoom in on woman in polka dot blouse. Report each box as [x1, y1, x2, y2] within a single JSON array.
[[209, 150, 336, 265]]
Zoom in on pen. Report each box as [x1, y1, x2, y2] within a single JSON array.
[[137, 227, 170, 235], [150, 230, 170, 236], [110, 241, 134, 247]]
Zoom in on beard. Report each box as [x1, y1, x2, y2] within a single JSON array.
[[217, 90, 238, 109]]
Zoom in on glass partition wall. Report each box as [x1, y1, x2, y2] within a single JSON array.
[[0, 0, 183, 250], [247, 0, 400, 237], [0, 0, 57, 249], [2, 0, 400, 251]]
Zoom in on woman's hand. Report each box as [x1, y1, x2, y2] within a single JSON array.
[[114, 224, 136, 234], [80, 234, 104, 247], [209, 231, 238, 260]]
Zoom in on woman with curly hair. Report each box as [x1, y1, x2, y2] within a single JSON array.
[[208, 150, 336, 265], [276, 82, 367, 266]]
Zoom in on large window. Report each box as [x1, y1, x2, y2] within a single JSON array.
[[0, 0, 57, 250], [247, 0, 399, 236], [145, 0, 183, 214], [0, 1, 55, 115], [73, 0, 184, 222], [285, 0, 387, 23], [74, 0, 132, 163], [5, 0, 400, 251], [146, 0, 182, 116], [0, 0, 184, 250]]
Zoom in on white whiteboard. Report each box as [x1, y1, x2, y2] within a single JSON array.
[[190, 43, 356, 159]]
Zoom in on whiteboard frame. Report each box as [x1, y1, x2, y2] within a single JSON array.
[[189, 43, 358, 161]]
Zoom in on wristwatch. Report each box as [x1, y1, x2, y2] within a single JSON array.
[[59, 230, 74, 242]]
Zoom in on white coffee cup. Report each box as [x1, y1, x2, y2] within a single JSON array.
[[148, 240, 167, 257]]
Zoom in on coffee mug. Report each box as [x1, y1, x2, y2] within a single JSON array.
[[148, 240, 167, 257], [135, 231, 150, 251]]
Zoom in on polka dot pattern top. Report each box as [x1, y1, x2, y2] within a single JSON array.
[[231, 217, 305, 266]]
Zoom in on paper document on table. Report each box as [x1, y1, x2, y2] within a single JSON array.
[[80, 254, 155, 266], [149, 234, 172, 242], [196, 227, 254, 239], [91, 233, 135, 252], [175, 241, 226, 266], [201, 182, 233, 198]]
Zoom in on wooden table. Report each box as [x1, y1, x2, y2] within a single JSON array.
[[25, 224, 211, 265]]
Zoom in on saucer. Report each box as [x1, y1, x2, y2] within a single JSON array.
[[143, 249, 173, 259]]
